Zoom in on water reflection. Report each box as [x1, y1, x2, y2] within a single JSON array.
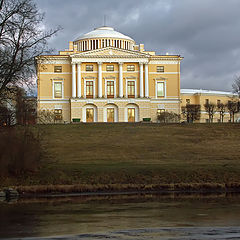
[[1, 193, 240, 239]]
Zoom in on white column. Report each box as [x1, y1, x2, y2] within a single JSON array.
[[98, 62, 102, 98], [139, 63, 144, 98], [119, 62, 123, 98], [144, 63, 149, 98], [72, 63, 76, 98], [77, 63, 81, 98]]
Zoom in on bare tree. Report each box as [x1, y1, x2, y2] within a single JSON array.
[[226, 100, 239, 122], [157, 111, 180, 123], [181, 104, 201, 123], [15, 88, 36, 125], [37, 110, 55, 124], [204, 103, 216, 123], [217, 103, 226, 123], [232, 75, 240, 97], [0, 0, 61, 99]]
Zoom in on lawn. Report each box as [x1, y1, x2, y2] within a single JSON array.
[[1, 123, 240, 188]]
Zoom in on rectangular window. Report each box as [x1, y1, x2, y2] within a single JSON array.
[[86, 81, 93, 98], [127, 81, 135, 98], [86, 65, 93, 72], [186, 99, 190, 104], [107, 81, 114, 98], [157, 66, 164, 73], [54, 66, 62, 73], [54, 82, 62, 98], [54, 109, 62, 120], [157, 82, 165, 97], [205, 99, 209, 105], [157, 109, 165, 115], [127, 65, 135, 71], [106, 65, 114, 72]]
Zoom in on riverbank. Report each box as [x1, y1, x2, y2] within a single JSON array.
[[12, 182, 240, 198], [1, 123, 240, 192]]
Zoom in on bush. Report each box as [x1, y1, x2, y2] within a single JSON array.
[[157, 111, 180, 123], [0, 127, 40, 176]]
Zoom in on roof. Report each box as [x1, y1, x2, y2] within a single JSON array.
[[74, 26, 134, 42], [181, 89, 237, 96]]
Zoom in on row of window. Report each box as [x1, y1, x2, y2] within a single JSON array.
[[54, 65, 165, 73], [186, 99, 223, 105], [54, 81, 165, 99]]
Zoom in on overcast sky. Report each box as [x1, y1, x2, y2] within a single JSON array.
[[35, 0, 240, 92]]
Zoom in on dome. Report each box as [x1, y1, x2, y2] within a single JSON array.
[[75, 26, 134, 42]]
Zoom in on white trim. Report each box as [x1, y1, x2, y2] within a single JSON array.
[[82, 104, 98, 122], [151, 100, 180, 103], [125, 77, 137, 98], [103, 104, 119, 122], [72, 58, 149, 64], [139, 63, 144, 98], [40, 59, 70, 64], [77, 63, 82, 98], [145, 64, 149, 98], [149, 72, 178, 74], [54, 105, 62, 109], [123, 71, 139, 73], [155, 79, 167, 99], [39, 100, 69, 103], [149, 61, 179, 64], [40, 72, 71, 75], [52, 80, 64, 100], [125, 104, 139, 122], [81, 71, 98, 73], [102, 71, 119, 73], [72, 63, 76, 98], [84, 77, 96, 98], [98, 62, 103, 98], [104, 77, 116, 98]]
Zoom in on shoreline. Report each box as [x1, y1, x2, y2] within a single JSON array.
[[2, 182, 240, 199]]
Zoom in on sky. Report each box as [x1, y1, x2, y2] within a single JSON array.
[[35, 0, 240, 92]]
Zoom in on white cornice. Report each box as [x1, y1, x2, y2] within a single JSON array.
[[149, 60, 180, 64], [71, 46, 150, 57], [71, 58, 149, 64]]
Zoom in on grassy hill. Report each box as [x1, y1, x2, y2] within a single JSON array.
[[1, 123, 240, 192]]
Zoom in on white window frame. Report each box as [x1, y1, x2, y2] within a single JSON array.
[[104, 77, 116, 98], [155, 79, 167, 99], [124, 104, 139, 122], [106, 64, 114, 72], [52, 79, 64, 99], [125, 77, 137, 98], [84, 77, 96, 98], [127, 65, 135, 72]]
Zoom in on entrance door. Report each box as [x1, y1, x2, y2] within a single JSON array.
[[86, 108, 94, 122], [128, 108, 135, 122], [107, 108, 114, 122]]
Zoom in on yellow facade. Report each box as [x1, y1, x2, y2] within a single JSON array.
[[181, 89, 240, 123], [37, 26, 182, 123]]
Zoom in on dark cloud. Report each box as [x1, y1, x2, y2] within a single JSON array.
[[35, 0, 240, 91]]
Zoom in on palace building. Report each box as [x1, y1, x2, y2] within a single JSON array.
[[181, 89, 240, 123], [37, 26, 183, 123]]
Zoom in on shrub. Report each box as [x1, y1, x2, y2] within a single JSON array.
[[157, 111, 180, 123], [0, 127, 40, 176]]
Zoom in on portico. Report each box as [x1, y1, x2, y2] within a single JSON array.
[[71, 48, 150, 99]]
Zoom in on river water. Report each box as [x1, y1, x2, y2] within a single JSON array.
[[1, 193, 240, 240]]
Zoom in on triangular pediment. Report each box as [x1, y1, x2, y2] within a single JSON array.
[[71, 47, 150, 58]]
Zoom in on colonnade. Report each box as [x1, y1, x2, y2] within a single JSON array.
[[71, 62, 149, 98], [76, 39, 133, 51]]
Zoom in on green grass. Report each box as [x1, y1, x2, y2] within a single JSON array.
[[1, 123, 240, 188]]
